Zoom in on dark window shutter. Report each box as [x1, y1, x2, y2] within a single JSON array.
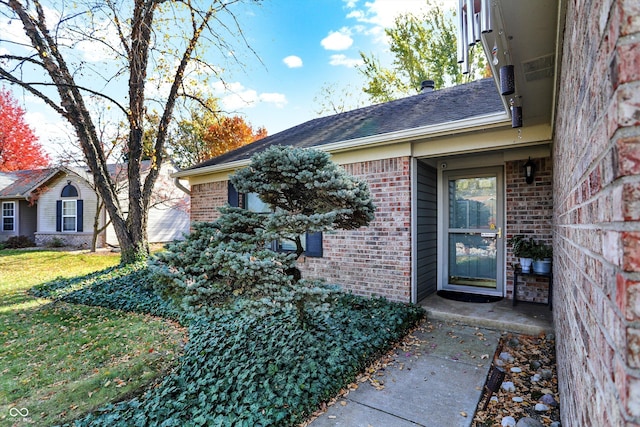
[[56, 200, 62, 232], [76, 200, 83, 232], [305, 232, 323, 257], [228, 181, 239, 207]]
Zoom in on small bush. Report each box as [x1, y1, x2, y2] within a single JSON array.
[[3, 235, 35, 249]]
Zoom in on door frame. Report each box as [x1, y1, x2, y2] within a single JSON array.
[[438, 164, 505, 296]]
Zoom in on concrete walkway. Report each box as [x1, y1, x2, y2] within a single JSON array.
[[309, 295, 554, 427], [308, 320, 503, 427]]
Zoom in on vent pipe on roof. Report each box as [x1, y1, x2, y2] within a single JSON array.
[[421, 80, 435, 92]]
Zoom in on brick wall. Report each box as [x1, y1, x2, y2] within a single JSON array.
[[187, 157, 413, 302], [505, 156, 553, 303], [190, 181, 227, 223], [35, 232, 96, 248], [299, 157, 413, 302], [554, 0, 640, 425]]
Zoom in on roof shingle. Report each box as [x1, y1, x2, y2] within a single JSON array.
[[187, 78, 503, 170], [0, 169, 61, 199]]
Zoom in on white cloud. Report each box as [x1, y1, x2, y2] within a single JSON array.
[[212, 81, 287, 110], [328, 54, 364, 68], [346, 10, 365, 21], [283, 55, 303, 68], [0, 17, 34, 52], [340, 0, 455, 48], [320, 29, 354, 51], [74, 20, 122, 62], [351, 0, 451, 27], [24, 110, 77, 160], [259, 93, 287, 108]]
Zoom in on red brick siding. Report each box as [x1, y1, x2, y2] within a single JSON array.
[[505, 156, 553, 303], [298, 157, 413, 302], [190, 181, 227, 223], [554, 0, 640, 425]]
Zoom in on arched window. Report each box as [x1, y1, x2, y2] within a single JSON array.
[[57, 181, 83, 233], [61, 182, 79, 198]]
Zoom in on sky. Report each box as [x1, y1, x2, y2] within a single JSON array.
[[1, 0, 453, 161]]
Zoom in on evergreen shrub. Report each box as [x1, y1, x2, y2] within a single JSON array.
[[3, 235, 34, 249], [150, 146, 376, 321]]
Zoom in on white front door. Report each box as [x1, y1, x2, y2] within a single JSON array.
[[442, 167, 504, 295]]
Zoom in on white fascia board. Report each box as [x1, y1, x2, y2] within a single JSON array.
[[172, 158, 251, 179], [173, 111, 509, 180], [321, 111, 509, 154]]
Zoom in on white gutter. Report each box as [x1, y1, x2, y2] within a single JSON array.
[[173, 111, 510, 179]]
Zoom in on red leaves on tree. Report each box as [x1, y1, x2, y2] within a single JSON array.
[[0, 87, 50, 172]]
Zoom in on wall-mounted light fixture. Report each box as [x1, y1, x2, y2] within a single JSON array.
[[524, 157, 535, 184]]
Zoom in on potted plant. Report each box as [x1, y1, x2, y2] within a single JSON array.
[[532, 241, 553, 274], [507, 235, 535, 273]]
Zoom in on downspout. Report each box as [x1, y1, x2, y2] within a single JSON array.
[[170, 160, 191, 195], [174, 177, 190, 196]]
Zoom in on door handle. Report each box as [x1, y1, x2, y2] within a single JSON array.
[[481, 227, 502, 239]]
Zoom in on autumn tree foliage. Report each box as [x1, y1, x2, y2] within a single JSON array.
[[171, 106, 267, 169], [205, 116, 267, 158], [0, 87, 49, 171]]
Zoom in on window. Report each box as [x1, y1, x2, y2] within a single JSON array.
[[245, 193, 270, 213], [61, 183, 79, 198], [278, 233, 307, 252], [2, 202, 15, 232], [62, 200, 77, 232], [56, 182, 83, 233], [228, 183, 323, 257]]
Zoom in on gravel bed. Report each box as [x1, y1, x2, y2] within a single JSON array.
[[473, 333, 561, 427]]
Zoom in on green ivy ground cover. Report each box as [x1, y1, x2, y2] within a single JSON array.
[[33, 265, 425, 427]]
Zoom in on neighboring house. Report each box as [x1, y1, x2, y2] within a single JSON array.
[[0, 162, 190, 248], [176, 0, 640, 424]]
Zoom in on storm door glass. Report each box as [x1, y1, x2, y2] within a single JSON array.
[[444, 170, 503, 293]]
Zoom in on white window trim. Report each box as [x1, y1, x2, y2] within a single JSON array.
[[2, 202, 15, 232], [62, 200, 77, 232]]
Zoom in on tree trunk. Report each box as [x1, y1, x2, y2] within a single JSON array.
[[2, 0, 231, 265]]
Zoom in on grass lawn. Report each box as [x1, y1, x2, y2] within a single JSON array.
[[0, 250, 186, 426]]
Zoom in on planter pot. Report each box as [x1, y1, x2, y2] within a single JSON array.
[[519, 257, 533, 273], [533, 259, 552, 274]]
